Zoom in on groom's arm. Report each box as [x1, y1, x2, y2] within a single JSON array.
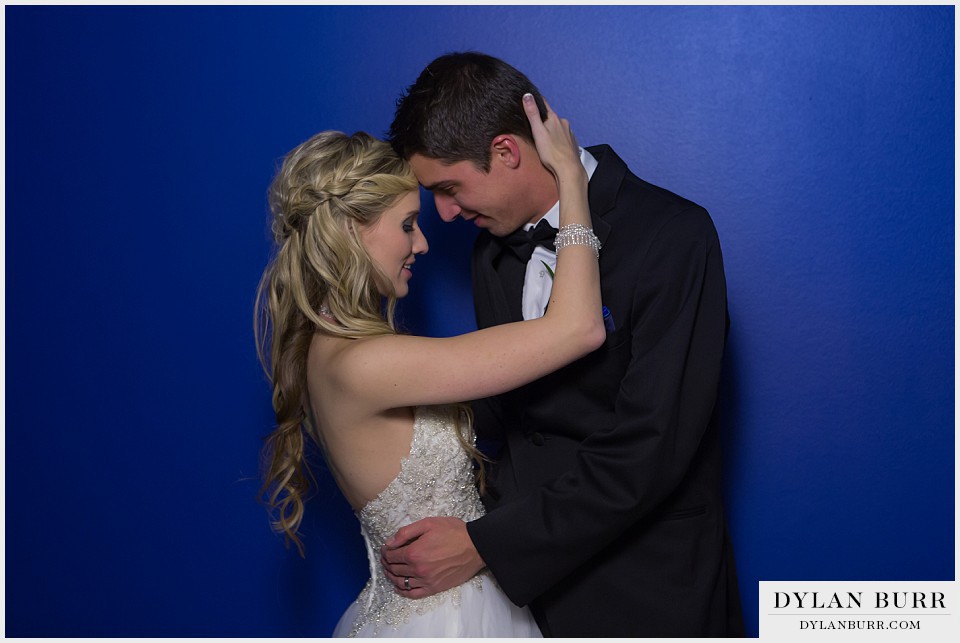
[[466, 206, 728, 605], [383, 205, 727, 603]]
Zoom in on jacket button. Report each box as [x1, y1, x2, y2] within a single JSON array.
[[530, 432, 545, 446]]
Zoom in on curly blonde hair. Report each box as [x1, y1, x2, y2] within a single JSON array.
[[255, 131, 481, 555]]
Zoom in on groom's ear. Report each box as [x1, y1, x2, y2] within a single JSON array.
[[490, 134, 521, 170]]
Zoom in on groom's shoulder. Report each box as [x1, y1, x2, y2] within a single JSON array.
[[590, 144, 713, 238]]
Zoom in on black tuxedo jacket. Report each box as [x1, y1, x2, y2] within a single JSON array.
[[464, 145, 744, 637]]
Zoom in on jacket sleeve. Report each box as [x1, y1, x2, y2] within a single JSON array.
[[466, 207, 729, 606]]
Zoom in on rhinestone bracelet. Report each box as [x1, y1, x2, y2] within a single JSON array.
[[554, 223, 601, 258]]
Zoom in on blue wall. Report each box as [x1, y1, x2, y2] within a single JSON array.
[[5, 5, 953, 637]]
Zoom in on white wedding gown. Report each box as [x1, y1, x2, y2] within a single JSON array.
[[333, 405, 542, 637]]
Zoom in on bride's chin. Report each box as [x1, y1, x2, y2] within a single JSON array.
[[377, 283, 408, 299]]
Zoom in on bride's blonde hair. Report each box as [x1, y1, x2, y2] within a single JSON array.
[[255, 131, 481, 555]]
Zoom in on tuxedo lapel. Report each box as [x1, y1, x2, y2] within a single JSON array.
[[585, 144, 627, 247], [472, 234, 513, 328]]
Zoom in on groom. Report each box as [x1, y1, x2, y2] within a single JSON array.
[[382, 52, 744, 637]]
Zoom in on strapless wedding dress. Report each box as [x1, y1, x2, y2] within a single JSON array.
[[333, 405, 541, 637]]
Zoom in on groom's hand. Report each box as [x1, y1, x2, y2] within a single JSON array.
[[380, 517, 485, 599]]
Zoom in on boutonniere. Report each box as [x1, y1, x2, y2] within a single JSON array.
[[541, 260, 616, 332]]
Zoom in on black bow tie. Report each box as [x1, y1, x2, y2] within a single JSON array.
[[501, 219, 557, 262]]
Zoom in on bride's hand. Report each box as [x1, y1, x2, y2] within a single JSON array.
[[522, 93, 584, 181]]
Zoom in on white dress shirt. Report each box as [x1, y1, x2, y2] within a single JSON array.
[[521, 147, 599, 320]]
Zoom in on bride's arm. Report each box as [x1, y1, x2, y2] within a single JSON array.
[[334, 96, 603, 413]]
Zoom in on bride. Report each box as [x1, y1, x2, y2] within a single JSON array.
[[255, 96, 602, 637]]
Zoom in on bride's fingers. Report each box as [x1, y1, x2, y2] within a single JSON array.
[[567, 121, 580, 150], [522, 93, 544, 133], [523, 94, 564, 147], [541, 96, 557, 119], [535, 96, 573, 143], [522, 93, 583, 178]]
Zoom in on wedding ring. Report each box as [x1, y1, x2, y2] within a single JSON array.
[[404, 576, 411, 590]]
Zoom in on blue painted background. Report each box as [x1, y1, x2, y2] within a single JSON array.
[[5, 5, 953, 638]]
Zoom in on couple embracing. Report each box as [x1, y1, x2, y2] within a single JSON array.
[[257, 52, 744, 638]]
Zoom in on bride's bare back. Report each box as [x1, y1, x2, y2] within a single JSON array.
[[300, 97, 604, 515], [306, 333, 416, 511]]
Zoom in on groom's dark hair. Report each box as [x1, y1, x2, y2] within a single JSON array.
[[388, 52, 547, 172]]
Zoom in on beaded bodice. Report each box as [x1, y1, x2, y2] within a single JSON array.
[[347, 405, 487, 636]]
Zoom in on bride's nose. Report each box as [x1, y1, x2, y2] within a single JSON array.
[[413, 228, 429, 255]]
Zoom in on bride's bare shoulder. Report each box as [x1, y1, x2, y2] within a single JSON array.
[[309, 332, 403, 374], [306, 332, 409, 408]]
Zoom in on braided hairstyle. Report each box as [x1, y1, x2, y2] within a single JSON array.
[[254, 131, 481, 555]]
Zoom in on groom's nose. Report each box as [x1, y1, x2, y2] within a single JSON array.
[[433, 193, 462, 222]]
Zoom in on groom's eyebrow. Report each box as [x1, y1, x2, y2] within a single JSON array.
[[421, 180, 454, 192]]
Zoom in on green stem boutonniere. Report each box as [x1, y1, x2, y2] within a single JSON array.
[[540, 259, 614, 331]]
